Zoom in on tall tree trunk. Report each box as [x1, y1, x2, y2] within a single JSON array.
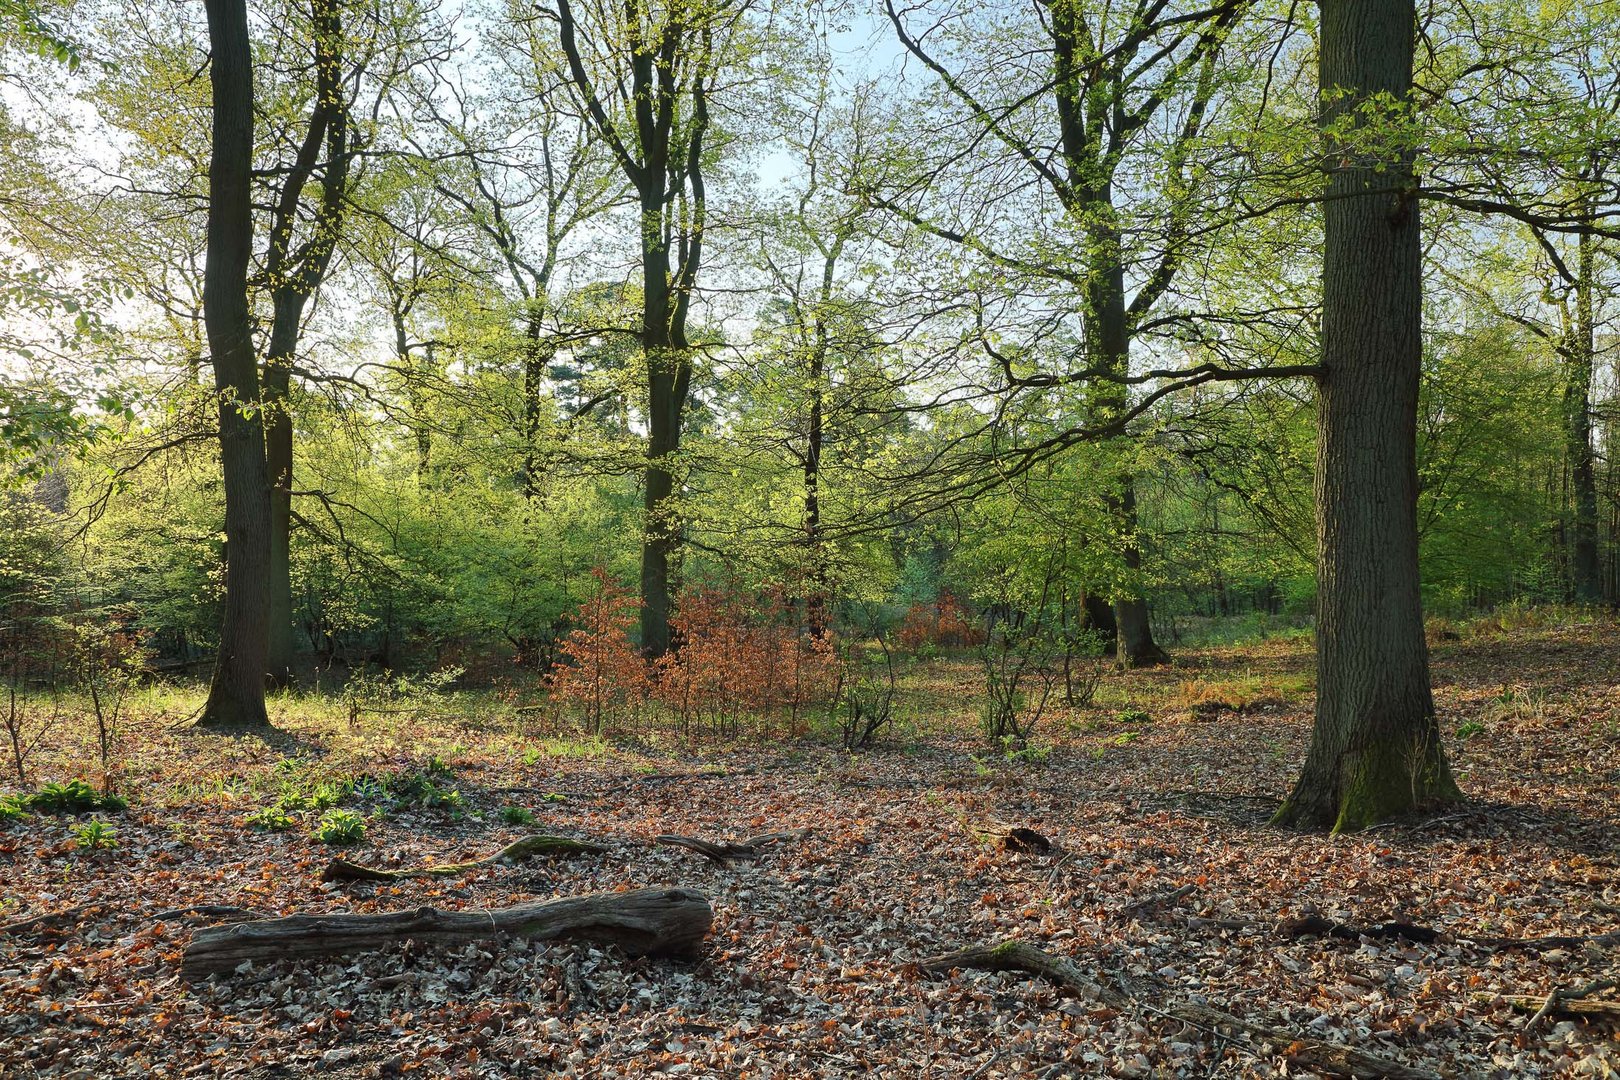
[[639, 195, 690, 657], [391, 311, 432, 481], [520, 309, 550, 499], [1274, 0, 1460, 832], [641, 338, 687, 657], [259, 0, 350, 687], [803, 354, 827, 639], [1566, 227, 1601, 603], [199, 0, 271, 729], [1112, 481, 1170, 667], [263, 300, 299, 687], [1087, 208, 1168, 668]]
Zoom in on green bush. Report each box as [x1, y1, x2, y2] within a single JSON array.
[[311, 809, 367, 846]]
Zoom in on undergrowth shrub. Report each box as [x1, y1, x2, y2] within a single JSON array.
[[830, 637, 899, 750], [546, 569, 647, 734], [544, 571, 838, 739], [897, 592, 984, 651]]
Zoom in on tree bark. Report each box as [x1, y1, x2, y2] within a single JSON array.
[[1565, 226, 1601, 603], [1112, 482, 1170, 668], [263, 301, 299, 687], [1274, 0, 1460, 832], [261, 0, 351, 686], [198, 0, 271, 730], [180, 887, 713, 979]]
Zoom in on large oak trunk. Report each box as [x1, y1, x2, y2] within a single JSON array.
[[1274, 0, 1460, 831], [198, 0, 271, 730]]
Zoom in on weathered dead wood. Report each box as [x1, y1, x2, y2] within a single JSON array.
[[1469, 929, 1620, 952], [1165, 1002, 1443, 1080], [320, 834, 606, 882], [655, 829, 809, 865], [181, 886, 713, 979], [1120, 883, 1197, 919], [917, 938, 1442, 1080], [997, 827, 1053, 854], [0, 903, 104, 937], [1279, 915, 1441, 945], [918, 941, 1124, 1006], [1509, 976, 1620, 1030]]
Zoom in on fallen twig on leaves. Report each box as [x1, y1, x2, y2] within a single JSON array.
[[0, 903, 104, 937], [320, 834, 607, 882], [654, 829, 810, 865], [1120, 883, 1197, 919], [180, 887, 714, 979], [1518, 975, 1620, 1030]]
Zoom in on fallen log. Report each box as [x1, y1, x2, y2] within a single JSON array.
[[0, 903, 104, 937], [321, 834, 607, 882], [181, 886, 713, 979], [917, 937, 1442, 1080], [1475, 989, 1620, 1023]]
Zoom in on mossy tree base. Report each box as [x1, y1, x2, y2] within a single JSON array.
[[1273, 733, 1462, 834]]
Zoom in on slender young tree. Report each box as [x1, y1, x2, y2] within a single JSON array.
[[552, 0, 749, 655], [262, 0, 352, 684], [1273, 0, 1461, 831], [198, 0, 272, 728], [882, 0, 1252, 666]]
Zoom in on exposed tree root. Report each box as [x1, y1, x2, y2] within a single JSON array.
[[320, 834, 608, 882]]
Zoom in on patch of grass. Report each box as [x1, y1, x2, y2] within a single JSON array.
[[499, 805, 537, 826], [1455, 720, 1486, 741], [523, 736, 613, 762], [1116, 709, 1151, 726], [1480, 686, 1549, 726], [311, 808, 367, 846], [385, 771, 463, 813]]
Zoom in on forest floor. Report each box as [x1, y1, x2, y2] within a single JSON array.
[[2, 613, 1619, 1078]]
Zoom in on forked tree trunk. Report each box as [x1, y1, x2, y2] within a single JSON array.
[[1274, 0, 1460, 831], [198, 0, 271, 730]]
